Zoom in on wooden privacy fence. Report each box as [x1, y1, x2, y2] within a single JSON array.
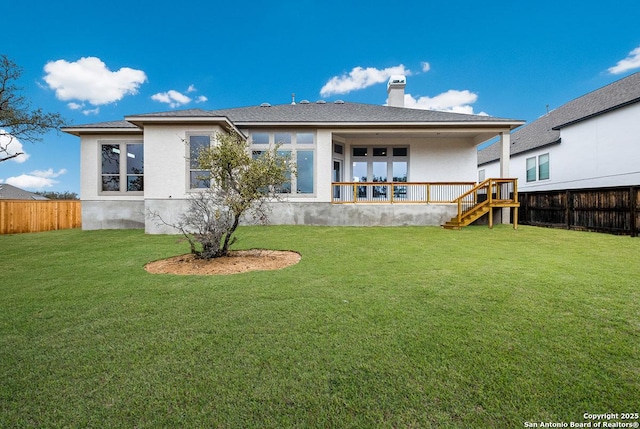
[[518, 186, 639, 236], [0, 200, 81, 234]]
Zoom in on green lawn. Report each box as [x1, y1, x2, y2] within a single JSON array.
[[1, 226, 638, 428]]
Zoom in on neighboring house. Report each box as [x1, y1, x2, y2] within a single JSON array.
[[0, 184, 49, 200], [478, 72, 640, 192], [63, 77, 523, 233]]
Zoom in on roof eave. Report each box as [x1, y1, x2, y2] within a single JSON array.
[[61, 127, 143, 137], [233, 120, 525, 129], [124, 115, 245, 138]]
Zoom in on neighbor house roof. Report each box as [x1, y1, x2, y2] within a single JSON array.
[[64, 102, 524, 136], [0, 184, 49, 200], [478, 72, 640, 166]]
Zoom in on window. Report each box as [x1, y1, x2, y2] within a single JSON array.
[[189, 135, 211, 189], [297, 133, 314, 144], [526, 153, 550, 182], [538, 153, 550, 180], [352, 147, 367, 157], [351, 146, 408, 183], [526, 157, 536, 182], [248, 131, 316, 195], [251, 132, 269, 145], [297, 150, 314, 193], [478, 169, 486, 182], [100, 142, 143, 193], [274, 132, 291, 144]]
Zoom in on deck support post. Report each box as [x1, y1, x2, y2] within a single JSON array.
[[499, 132, 512, 225]]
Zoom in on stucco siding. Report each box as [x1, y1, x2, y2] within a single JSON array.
[[144, 124, 227, 200], [80, 133, 143, 200]]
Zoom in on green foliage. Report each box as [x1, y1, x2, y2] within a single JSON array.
[[0, 54, 66, 162], [33, 190, 79, 200], [173, 131, 292, 259], [0, 226, 638, 428]]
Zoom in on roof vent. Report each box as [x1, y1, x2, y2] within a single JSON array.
[[300, 100, 310, 104], [334, 100, 345, 104], [260, 102, 271, 107], [316, 100, 326, 104]]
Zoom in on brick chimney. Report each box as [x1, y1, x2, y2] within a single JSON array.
[[387, 75, 406, 107]]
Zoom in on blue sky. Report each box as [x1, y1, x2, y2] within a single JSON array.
[[2, 0, 640, 194]]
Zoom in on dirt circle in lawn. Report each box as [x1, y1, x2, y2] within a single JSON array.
[[144, 249, 301, 275]]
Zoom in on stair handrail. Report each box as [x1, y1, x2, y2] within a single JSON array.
[[455, 179, 491, 224], [454, 178, 519, 224]]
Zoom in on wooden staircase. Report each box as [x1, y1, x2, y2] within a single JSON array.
[[442, 178, 520, 230]]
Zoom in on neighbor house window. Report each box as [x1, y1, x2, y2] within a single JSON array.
[[100, 142, 143, 193], [526, 157, 537, 182], [538, 153, 550, 180], [189, 135, 211, 189], [249, 131, 316, 195], [526, 153, 550, 182]]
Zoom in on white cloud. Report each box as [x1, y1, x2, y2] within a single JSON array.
[[43, 57, 147, 105], [0, 130, 30, 163], [82, 107, 100, 116], [152, 85, 208, 108], [151, 90, 192, 108], [421, 62, 431, 72], [4, 168, 67, 190], [402, 90, 487, 115], [320, 64, 412, 97], [67, 102, 99, 115], [608, 46, 640, 74]]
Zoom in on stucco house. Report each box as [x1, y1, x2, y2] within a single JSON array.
[[64, 77, 523, 233], [478, 72, 640, 191]]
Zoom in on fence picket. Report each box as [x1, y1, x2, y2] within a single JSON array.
[[0, 200, 81, 234]]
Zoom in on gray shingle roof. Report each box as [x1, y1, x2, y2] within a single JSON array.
[[0, 184, 49, 200], [64, 120, 139, 129], [126, 102, 521, 125], [478, 72, 640, 165]]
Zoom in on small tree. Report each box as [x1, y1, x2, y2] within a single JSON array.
[[154, 131, 292, 259], [0, 54, 65, 163]]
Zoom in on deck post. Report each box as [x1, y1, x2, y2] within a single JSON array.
[[499, 132, 511, 224]]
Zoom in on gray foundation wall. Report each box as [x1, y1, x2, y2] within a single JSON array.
[[142, 199, 458, 234], [81, 199, 458, 233], [265, 202, 458, 227], [82, 200, 145, 230]]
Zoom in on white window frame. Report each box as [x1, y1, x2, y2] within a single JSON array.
[[186, 133, 214, 191], [350, 145, 409, 183], [99, 140, 144, 195], [249, 130, 317, 196], [526, 153, 550, 182]]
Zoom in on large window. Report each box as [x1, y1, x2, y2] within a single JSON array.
[[100, 142, 143, 193], [188, 135, 211, 189], [351, 146, 408, 183], [526, 153, 550, 182], [249, 131, 316, 194]]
